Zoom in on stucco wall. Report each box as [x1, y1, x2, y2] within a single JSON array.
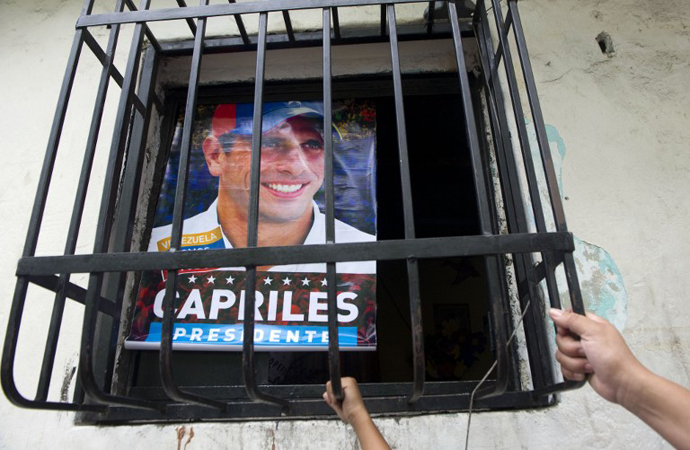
[[1, 0, 689, 448]]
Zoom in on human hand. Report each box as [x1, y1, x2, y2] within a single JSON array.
[[323, 378, 391, 450], [549, 308, 646, 405], [322, 377, 369, 426]]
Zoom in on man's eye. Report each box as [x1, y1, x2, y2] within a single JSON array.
[[302, 140, 324, 150]]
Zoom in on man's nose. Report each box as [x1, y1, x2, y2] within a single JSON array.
[[273, 142, 309, 174]]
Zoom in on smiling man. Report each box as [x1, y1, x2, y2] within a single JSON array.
[[147, 101, 375, 273]]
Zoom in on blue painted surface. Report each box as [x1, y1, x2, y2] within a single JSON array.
[[526, 121, 628, 330]]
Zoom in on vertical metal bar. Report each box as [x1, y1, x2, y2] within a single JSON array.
[[488, 0, 561, 310], [1, 278, 105, 411], [508, 1, 585, 315], [36, 0, 127, 402], [103, 45, 160, 397], [158, 0, 226, 410], [332, 7, 341, 40], [449, 0, 509, 398], [227, 0, 250, 46], [387, 5, 425, 404], [474, 1, 554, 389], [243, 12, 289, 410], [506, 2, 565, 235], [282, 10, 296, 43], [323, 7, 342, 401], [1, 0, 109, 412], [122, 0, 162, 52], [380, 5, 387, 36], [19, 0, 94, 259], [426, 1, 435, 34], [77, 0, 162, 411]]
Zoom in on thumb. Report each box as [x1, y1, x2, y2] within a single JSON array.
[[549, 308, 592, 337]]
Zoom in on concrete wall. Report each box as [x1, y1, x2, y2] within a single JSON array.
[[1, 0, 688, 448]]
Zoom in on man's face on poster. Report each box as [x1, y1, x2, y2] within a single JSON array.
[[207, 116, 325, 224]]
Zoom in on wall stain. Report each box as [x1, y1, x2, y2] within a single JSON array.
[[59, 359, 77, 402], [176, 426, 195, 450]]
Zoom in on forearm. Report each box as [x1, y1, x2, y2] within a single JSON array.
[[351, 414, 391, 450], [620, 366, 690, 450]]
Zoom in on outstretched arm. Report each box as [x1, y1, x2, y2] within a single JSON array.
[[323, 377, 391, 450], [550, 308, 690, 450]]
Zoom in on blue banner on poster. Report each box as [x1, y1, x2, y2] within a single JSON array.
[[144, 323, 359, 348]]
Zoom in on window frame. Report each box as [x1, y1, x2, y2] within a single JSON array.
[[2, 0, 587, 425]]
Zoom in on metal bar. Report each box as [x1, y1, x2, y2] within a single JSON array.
[[243, 12, 289, 410], [77, 0, 427, 28], [228, 0, 250, 46], [508, 1, 567, 232], [82, 30, 124, 86], [474, 0, 554, 390], [25, 275, 117, 316], [504, 5, 513, 34], [488, 0, 562, 313], [323, 6, 343, 402], [387, 4, 424, 404], [157, 0, 226, 410], [507, 1, 587, 318], [1, 1, 100, 412], [380, 5, 387, 36], [100, 45, 160, 398], [77, 0, 162, 411], [123, 0, 162, 52], [2, 279, 106, 411], [18, 232, 576, 276], [426, 1, 435, 34], [175, 0, 198, 36], [282, 10, 296, 43], [35, 0, 127, 400], [157, 24, 468, 57], [82, 28, 157, 109], [332, 7, 341, 40], [449, 0, 509, 399], [82, 389, 556, 424]]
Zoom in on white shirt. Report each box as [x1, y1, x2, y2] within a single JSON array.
[[148, 199, 376, 274]]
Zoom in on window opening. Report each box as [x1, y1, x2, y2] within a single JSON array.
[[2, 0, 587, 424]]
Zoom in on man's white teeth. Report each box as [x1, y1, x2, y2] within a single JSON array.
[[267, 183, 303, 193]]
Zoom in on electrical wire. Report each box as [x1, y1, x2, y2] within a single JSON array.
[[465, 299, 532, 450]]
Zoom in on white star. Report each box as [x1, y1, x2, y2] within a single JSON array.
[[188, 275, 197, 283], [301, 277, 310, 286], [207, 276, 216, 284], [226, 275, 235, 284], [320, 278, 328, 287], [263, 276, 273, 286], [282, 277, 292, 286]]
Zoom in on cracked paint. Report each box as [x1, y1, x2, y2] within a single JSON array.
[[526, 122, 628, 330]]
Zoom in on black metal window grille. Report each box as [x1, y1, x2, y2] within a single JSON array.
[[2, 0, 586, 424]]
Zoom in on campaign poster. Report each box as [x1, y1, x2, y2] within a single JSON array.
[[125, 100, 377, 351]]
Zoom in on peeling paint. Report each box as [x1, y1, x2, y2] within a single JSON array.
[[526, 122, 628, 329], [568, 236, 628, 330]]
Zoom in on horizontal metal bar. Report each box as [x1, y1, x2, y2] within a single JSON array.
[[157, 23, 468, 57], [77, 0, 426, 28], [79, 389, 555, 424], [18, 232, 575, 275], [27, 275, 118, 317]]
